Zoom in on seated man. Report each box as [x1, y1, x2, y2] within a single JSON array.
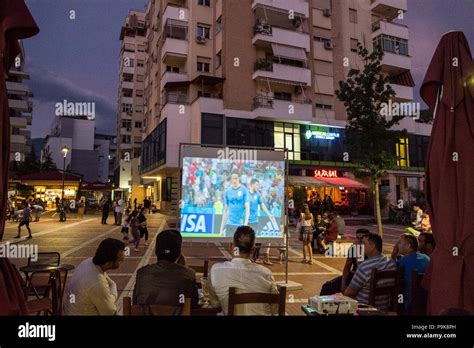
[[318, 214, 339, 251], [418, 232, 435, 257], [208, 226, 279, 315], [63, 238, 125, 315], [344, 233, 396, 311], [321, 229, 369, 296], [391, 234, 430, 309], [133, 229, 199, 310]]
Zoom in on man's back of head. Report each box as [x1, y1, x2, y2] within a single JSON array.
[[156, 229, 182, 262], [233, 226, 256, 257]]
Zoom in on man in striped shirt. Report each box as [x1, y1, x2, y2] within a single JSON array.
[[343, 232, 396, 311]]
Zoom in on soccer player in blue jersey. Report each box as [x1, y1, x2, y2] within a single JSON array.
[[220, 170, 250, 237], [248, 179, 274, 234]]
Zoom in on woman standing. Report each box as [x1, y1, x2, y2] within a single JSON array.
[[299, 205, 314, 264]]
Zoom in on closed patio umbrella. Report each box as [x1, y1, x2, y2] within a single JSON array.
[[420, 31, 474, 314], [0, 0, 39, 240]]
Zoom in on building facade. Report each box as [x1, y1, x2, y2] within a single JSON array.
[[115, 10, 148, 202], [140, 0, 431, 214], [7, 42, 33, 164], [44, 116, 114, 183]]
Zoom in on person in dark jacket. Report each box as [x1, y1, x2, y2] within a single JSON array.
[[101, 198, 111, 225], [137, 207, 149, 245]]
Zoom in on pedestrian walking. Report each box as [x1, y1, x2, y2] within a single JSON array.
[[121, 209, 130, 240], [115, 196, 124, 226], [133, 197, 137, 210], [14, 202, 32, 239], [127, 210, 140, 252], [101, 198, 111, 225], [137, 207, 149, 245]]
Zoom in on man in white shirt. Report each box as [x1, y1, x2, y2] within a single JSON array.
[[63, 238, 125, 315], [208, 226, 279, 315]]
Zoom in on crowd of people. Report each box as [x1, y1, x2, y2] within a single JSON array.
[[63, 226, 280, 316]]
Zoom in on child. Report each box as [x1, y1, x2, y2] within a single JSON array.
[[15, 202, 32, 239], [121, 209, 131, 240]]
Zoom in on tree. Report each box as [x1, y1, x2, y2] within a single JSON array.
[[335, 42, 406, 236], [40, 147, 57, 171]]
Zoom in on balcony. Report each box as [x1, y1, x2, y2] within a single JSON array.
[[253, 95, 312, 121], [372, 20, 409, 40], [10, 134, 25, 144], [253, 59, 312, 86], [253, 23, 310, 52], [391, 84, 413, 101], [381, 51, 411, 73], [370, 0, 407, 21], [8, 99, 30, 111], [252, 0, 309, 17], [6, 81, 29, 95], [163, 5, 189, 26], [163, 93, 189, 106], [161, 71, 188, 90], [10, 116, 27, 127], [121, 81, 134, 90], [162, 37, 188, 65]]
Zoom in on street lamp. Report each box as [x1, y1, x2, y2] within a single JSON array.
[[61, 146, 69, 203]]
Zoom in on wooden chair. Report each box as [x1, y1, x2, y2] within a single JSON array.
[[227, 286, 286, 316], [368, 267, 404, 312], [122, 296, 191, 316], [409, 270, 427, 315], [188, 260, 209, 277], [26, 270, 62, 316]]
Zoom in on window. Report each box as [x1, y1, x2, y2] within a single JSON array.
[[122, 88, 133, 97], [136, 90, 143, 97], [350, 38, 358, 52], [197, 91, 212, 98], [198, 0, 210, 6], [197, 57, 211, 72], [134, 105, 143, 113], [216, 51, 222, 68], [314, 36, 331, 45], [201, 113, 223, 145], [135, 121, 142, 129], [136, 75, 144, 82], [166, 65, 180, 73], [137, 59, 145, 67], [137, 21, 145, 28], [124, 43, 135, 52], [121, 120, 132, 128], [373, 35, 409, 56], [396, 137, 410, 167], [124, 58, 134, 67], [137, 44, 146, 52], [216, 16, 222, 33], [274, 92, 292, 101], [349, 8, 358, 23], [123, 73, 133, 82], [315, 103, 333, 109], [122, 135, 131, 144], [197, 24, 211, 39], [141, 118, 167, 172], [122, 103, 133, 112]]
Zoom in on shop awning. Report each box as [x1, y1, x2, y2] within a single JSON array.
[[314, 176, 368, 189], [271, 43, 307, 61], [288, 176, 328, 187]]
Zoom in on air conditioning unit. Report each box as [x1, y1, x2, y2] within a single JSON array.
[[324, 40, 333, 50], [196, 36, 206, 44], [372, 21, 381, 32], [323, 9, 332, 17], [291, 17, 302, 27]]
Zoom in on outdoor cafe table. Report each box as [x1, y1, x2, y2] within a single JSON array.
[[20, 264, 75, 298]]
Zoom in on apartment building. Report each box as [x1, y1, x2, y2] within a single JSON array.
[[115, 10, 148, 202], [140, 0, 431, 213], [7, 42, 33, 165], [44, 116, 114, 183]]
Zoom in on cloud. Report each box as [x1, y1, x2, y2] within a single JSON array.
[[27, 65, 117, 137]]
